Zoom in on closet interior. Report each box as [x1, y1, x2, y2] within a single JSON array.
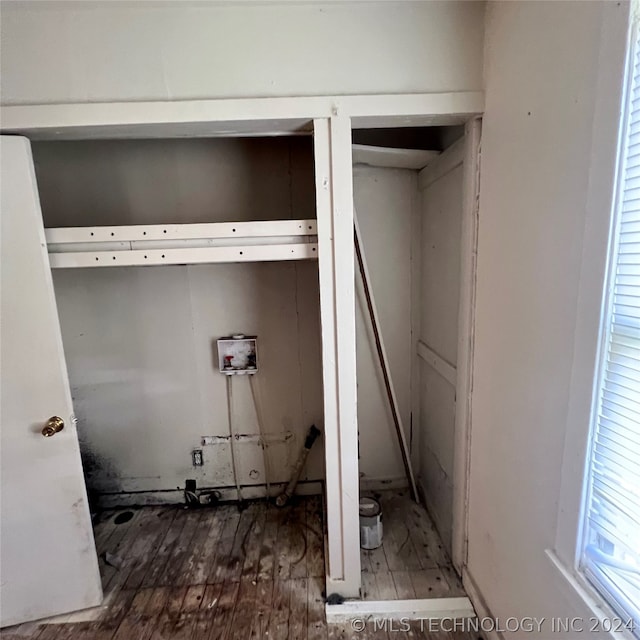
[[25, 123, 473, 620], [352, 125, 469, 601]]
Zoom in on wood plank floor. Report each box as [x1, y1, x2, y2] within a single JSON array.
[[360, 491, 466, 601], [2, 493, 478, 640]]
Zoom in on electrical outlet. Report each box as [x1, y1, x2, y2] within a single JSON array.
[[192, 449, 203, 466]]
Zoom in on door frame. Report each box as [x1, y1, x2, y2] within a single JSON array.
[[451, 117, 482, 573], [348, 117, 482, 592], [1, 92, 484, 599]]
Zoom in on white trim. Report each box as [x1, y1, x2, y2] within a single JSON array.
[[45, 219, 319, 267], [451, 118, 482, 573], [45, 219, 317, 244], [313, 117, 341, 587], [410, 170, 422, 472], [352, 144, 438, 170], [418, 136, 464, 191], [417, 340, 457, 387], [329, 114, 360, 598], [314, 116, 361, 598], [1, 92, 484, 139], [545, 550, 637, 640], [48, 235, 313, 253], [325, 597, 476, 623], [48, 243, 317, 268]]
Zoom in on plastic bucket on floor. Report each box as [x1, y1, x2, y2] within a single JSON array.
[[359, 497, 383, 549]]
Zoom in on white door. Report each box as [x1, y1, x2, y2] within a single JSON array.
[[0, 136, 103, 626]]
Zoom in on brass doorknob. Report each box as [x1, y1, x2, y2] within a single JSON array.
[[42, 416, 64, 437]]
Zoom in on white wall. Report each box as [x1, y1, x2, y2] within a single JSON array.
[[418, 154, 464, 552], [33, 137, 325, 504], [468, 1, 630, 636], [0, 1, 485, 105], [353, 165, 417, 486]]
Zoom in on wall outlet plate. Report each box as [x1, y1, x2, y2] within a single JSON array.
[[192, 449, 203, 466]]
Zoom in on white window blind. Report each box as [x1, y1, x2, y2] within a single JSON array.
[[582, 18, 640, 634]]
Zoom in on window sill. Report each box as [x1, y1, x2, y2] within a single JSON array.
[[546, 550, 637, 640]]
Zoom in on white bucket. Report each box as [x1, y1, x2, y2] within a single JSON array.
[[359, 497, 383, 549]]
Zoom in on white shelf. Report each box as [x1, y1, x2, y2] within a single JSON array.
[[352, 144, 439, 170], [46, 219, 318, 268]]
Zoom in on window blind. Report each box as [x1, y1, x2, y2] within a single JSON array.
[[582, 19, 640, 634]]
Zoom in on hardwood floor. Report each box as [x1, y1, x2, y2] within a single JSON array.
[[1, 493, 479, 640], [360, 491, 466, 601]]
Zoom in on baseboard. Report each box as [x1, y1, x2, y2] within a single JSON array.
[[325, 596, 476, 623], [95, 480, 324, 509], [462, 567, 503, 640]]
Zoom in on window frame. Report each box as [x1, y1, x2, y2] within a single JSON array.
[[550, 3, 638, 637], [578, 15, 640, 628]]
